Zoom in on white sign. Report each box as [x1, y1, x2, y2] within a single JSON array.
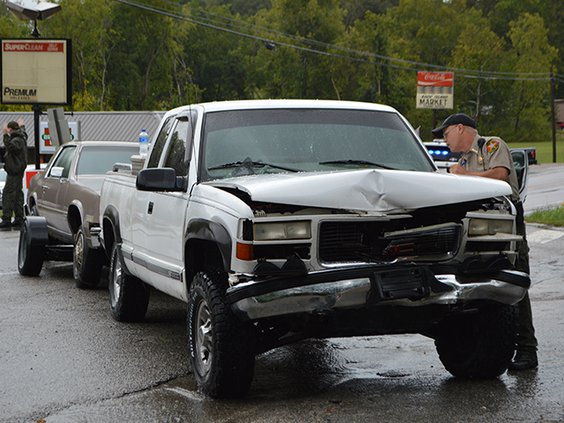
[[39, 120, 80, 153], [416, 72, 454, 110], [1, 39, 71, 104]]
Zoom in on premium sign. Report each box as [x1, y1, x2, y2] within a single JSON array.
[[1, 39, 71, 105], [416, 71, 453, 109]]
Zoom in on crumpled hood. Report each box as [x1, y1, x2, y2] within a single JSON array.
[[207, 169, 512, 212]]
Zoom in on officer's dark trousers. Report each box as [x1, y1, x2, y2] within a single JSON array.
[[514, 201, 538, 352], [2, 172, 24, 223]]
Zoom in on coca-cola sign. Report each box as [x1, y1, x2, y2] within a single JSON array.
[[416, 72, 454, 109], [417, 72, 454, 87]]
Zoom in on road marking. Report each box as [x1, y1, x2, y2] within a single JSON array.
[[528, 229, 564, 244]]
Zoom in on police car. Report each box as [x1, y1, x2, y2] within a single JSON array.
[[423, 139, 461, 170]]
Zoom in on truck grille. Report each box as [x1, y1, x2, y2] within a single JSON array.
[[319, 222, 461, 263]]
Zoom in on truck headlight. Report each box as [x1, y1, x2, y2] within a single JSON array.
[[253, 221, 311, 241], [468, 218, 513, 236]]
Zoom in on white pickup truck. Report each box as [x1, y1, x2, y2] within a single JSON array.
[[99, 100, 530, 398]]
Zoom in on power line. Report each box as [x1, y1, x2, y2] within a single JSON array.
[[115, 0, 558, 82]]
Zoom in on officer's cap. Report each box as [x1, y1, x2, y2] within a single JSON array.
[[432, 113, 476, 138]]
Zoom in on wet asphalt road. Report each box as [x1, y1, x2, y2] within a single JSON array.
[[1, 167, 564, 423]]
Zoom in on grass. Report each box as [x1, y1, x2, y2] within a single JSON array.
[[510, 131, 564, 164], [526, 205, 564, 227]]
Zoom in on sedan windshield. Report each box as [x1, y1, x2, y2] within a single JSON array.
[[201, 108, 433, 181]]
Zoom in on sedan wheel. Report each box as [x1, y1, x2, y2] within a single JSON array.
[[73, 227, 103, 289]]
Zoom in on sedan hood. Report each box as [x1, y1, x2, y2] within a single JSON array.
[[207, 169, 512, 212]]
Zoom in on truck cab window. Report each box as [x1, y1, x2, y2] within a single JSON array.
[[164, 120, 189, 177], [147, 116, 174, 168]]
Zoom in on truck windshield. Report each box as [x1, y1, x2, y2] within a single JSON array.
[[201, 108, 434, 181]]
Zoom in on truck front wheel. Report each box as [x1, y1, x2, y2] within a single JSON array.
[[108, 243, 149, 322], [435, 304, 518, 379], [187, 271, 256, 398]]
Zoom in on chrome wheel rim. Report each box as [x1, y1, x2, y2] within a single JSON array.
[[18, 226, 28, 269], [73, 231, 84, 279], [195, 298, 213, 376], [110, 250, 122, 307]]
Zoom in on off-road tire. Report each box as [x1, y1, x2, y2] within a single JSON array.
[[108, 243, 149, 322], [73, 227, 104, 289], [435, 304, 518, 379], [187, 271, 256, 398], [18, 219, 45, 276]]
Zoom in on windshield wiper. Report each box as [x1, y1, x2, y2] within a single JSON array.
[[208, 159, 300, 173], [319, 159, 396, 170]]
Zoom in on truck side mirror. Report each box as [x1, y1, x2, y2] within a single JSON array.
[[136, 168, 186, 192]]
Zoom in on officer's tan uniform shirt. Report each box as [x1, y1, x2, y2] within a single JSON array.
[[458, 134, 520, 201]]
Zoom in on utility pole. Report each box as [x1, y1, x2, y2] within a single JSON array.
[[550, 69, 557, 163]]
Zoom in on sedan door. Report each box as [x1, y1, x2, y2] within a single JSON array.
[[35, 145, 77, 239]]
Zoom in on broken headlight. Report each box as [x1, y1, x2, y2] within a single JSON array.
[[468, 218, 513, 236], [253, 221, 311, 241]]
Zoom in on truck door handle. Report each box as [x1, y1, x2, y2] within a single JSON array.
[[147, 201, 154, 214]]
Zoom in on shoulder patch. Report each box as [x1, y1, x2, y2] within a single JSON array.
[[486, 139, 500, 155]]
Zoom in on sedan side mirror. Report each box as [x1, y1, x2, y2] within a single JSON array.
[[50, 166, 64, 178]]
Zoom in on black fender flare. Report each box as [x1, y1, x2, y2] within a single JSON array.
[[102, 205, 122, 251], [186, 219, 232, 271]]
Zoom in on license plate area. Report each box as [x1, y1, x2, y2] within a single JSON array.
[[370, 267, 429, 301]]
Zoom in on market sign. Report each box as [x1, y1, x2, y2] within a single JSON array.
[[416, 71, 453, 109], [1, 39, 72, 105]]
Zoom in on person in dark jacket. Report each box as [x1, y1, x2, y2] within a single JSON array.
[[1, 120, 27, 229]]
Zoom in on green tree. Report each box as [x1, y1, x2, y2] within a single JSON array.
[[253, 0, 346, 99], [43, 0, 116, 110], [181, 2, 249, 102], [505, 13, 557, 141], [449, 19, 507, 124]]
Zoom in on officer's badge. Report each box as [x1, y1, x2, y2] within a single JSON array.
[[486, 139, 500, 155], [460, 158, 467, 167]]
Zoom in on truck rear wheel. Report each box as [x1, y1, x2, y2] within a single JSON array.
[[187, 271, 256, 398], [73, 227, 104, 289], [18, 217, 46, 276], [435, 304, 517, 379], [108, 243, 149, 322]]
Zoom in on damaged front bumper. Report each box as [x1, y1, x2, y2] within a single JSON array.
[[226, 265, 530, 320]]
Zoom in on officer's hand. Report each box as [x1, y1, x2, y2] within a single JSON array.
[[2, 122, 8, 134], [449, 164, 466, 175], [17, 118, 25, 127]]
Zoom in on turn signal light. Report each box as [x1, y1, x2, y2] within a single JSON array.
[[236, 242, 254, 260]]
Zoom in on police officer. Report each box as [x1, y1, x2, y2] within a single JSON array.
[[1, 120, 27, 229], [432, 113, 538, 371]]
